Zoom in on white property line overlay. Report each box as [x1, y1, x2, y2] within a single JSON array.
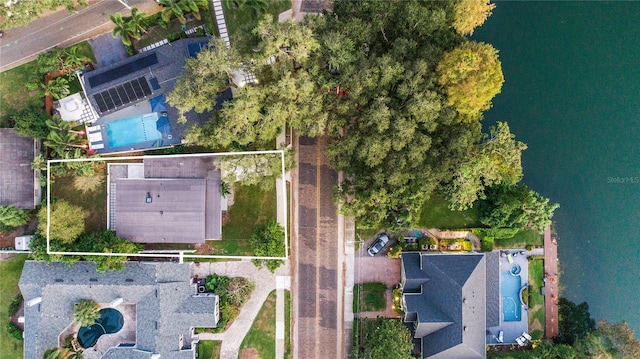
[[46, 150, 289, 260]]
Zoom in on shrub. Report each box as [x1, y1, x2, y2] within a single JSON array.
[[481, 236, 494, 252], [387, 245, 401, 258], [8, 294, 22, 316], [6, 322, 23, 340], [226, 277, 255, 307], [73, 299, 100, 326]]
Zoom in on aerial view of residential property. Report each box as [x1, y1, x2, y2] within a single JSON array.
[[2, 1, 640, 359]]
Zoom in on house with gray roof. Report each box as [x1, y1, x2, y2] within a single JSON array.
[[0, 129, 40, 209], [78, 37, 232, 153], [108, 155, 222, 243], [19, 261, 218, 359], [400, 252, 500, 359]]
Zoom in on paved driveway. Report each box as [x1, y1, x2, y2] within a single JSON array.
[[354, 255, 401, 288], [89, 33, 128, 68]]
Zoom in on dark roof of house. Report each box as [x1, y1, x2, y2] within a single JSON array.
[[401, 252, 488, 359], [19, 261, 217, 359], [300, 0, 332, 13], [0, 129, 38, 209], [485, 251, 500, 327], [115, 178, 207, 243], [81, 37, 233, 141]]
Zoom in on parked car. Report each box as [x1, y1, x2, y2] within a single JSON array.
[[367, 233, 390, 256]]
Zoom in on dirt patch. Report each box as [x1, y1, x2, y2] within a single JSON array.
[[195, 241, 214, 255], [0, 217, 36, 249], [221, 211, 229, 226], [239, 348, 260, 359]]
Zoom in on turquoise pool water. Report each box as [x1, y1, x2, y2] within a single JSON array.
[[77, 308, 124, 348], [501, 272, 522, 322], [105, 113, 162, 148]]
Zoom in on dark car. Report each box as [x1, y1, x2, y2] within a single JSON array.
[[367, 233, 390, 256]]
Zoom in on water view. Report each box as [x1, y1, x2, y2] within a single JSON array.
[[474, 1, 640, 333]]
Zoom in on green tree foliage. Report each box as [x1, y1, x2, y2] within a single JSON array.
[[556, 298, 596, 346], [37, 200, 87, 244], [352, 317, 413, 359], [110, 12, 143, 47], [437, 41, 504, 117], [219, 151, 291, 189], [42, 76, 70, 100], [5, 103, 50, 139], [43, 348, 73, 359], [167, 38, 243, 123], [447, 121, 526, 210], [478, 183, 559, 233], [250, 220, 285, 272], [44, 115, 88, 158], [0, 0, 87, 30], [70, 230, 143, 272], [452, 0, 496, 36], [0, 204, 31, 230], [594, 320, 640, 359], [73, 299, 99, 327], [6, 321, 23, 341]]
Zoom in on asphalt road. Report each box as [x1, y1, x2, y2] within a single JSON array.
[[293, 135, 342, 359], [0, 0, 162, 72]]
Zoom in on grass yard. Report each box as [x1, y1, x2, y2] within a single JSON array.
[[284, 290, 291, 359], [418, 193, 482, 229], [353, 282, 387, 313], [223, 0, 290, 50], [0, 254, 27, 359], [528, 259, 545, 340], [222, 183, 277, 240], [204, 238, 252, 256], [0, 62, 37, 118], [197, 340, 221, 359], [51, 166, 107, 234], [495, 229, 543, 248], [240, 290, 277, 359]]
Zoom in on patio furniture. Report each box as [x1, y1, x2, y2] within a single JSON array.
[[507, 253, 514, 264], [92, 143, 104, 150], [522, 332, 532, 341], [515, 336, 525, 346], [86, 124, 101, 133], [88, 132, 103, 143], [497, 330, 503, 343]]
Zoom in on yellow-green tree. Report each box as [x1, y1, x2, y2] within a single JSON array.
[[73, 299, 100, 327], [452, 0, 496, 36], [37, 200, 87, 244], [437, 41, 504, 118]]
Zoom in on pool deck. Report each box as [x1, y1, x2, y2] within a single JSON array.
[[544, 225, 559, 338], [83, 304, 136, 358]]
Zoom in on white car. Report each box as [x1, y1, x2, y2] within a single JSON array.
[[367, 233, 390, 256]]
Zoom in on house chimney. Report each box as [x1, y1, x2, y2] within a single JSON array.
[[26, 297, 42, 307]]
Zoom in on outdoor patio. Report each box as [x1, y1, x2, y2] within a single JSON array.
[[92, 304, 136, 355]]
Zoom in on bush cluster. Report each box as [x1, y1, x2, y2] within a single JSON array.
[[8, 294, 23, 316], [6, 322, 23, 341]]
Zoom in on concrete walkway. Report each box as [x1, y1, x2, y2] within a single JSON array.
[[210, 0, 230, 47], [192, 260, 290, 359], [543, 225, 559, 338]]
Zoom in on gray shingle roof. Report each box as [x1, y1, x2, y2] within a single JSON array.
[[485, 251, 500, 327], [0, 129, 38, 209], [401, 253, 487, 359], [19, 261, 217, 359]]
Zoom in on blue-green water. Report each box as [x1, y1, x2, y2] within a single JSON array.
[[474, 1, 640, 333]]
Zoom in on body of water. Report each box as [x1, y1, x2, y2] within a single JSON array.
[[474, 1, 640, 333]]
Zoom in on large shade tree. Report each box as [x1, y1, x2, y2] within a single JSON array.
[[352, 317, 413, 359], [37, 200, 87, 244], [452, 0, 496, 36]]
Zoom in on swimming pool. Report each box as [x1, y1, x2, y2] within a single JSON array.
[[501, 271, 522, 322], [77, 308, 124, 348], [106, 112, 163, 149]]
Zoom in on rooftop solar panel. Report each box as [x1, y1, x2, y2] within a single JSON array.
[[87, 53, 159, 88], [92, 77, 152, 114]]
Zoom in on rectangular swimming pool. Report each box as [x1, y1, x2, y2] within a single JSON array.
[[106, 113, 162, 149], [501, 272, 522, 322]]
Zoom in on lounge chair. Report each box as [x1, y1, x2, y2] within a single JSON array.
[[86, 124, 101, 133], [88, 132, 103, 143], [497, 330, 504, 343], [515, 336, 525, 346], [522, 332, 532, 341], [91, 143, 104, 150], [507, 253, 514, 264]]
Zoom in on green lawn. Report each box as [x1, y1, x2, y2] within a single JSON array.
[[495, 229, 543, 248], [353, 282, 387, 313], [0, 254, 27, 359], [240, 290, 277, 359], [197, 340, 221, 359], [528, 259, 545, 339], [0, 62, 37, 119], [418, 193, 482, 229], [222, 183, 277, 240], [205, 238, 252, 256], [51, 167, 107, 234], [223, 0, 290, 51], [284, 290, 291, 359]]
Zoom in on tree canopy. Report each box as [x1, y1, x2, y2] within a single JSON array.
[[37, 200, 87, 244], [352, 317, 413, 359], [73, 299, 99, 326], [437, 41, 504, 118], [452, 0, 496, 36], [250, 220, 285, 272], [0, 0, 87, 29], [0, 204, 30, 230], [556, 298, 596, 346], [478, 183, 559, 233]]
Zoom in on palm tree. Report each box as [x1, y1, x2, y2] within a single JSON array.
[[43, 348, 73, 359], [63, 44, 91, 71], [160, 0, 186, 24], [44, 117, 87, 157], [180, 0, 208, 20], [73, 299, 100, 327], [0, 205, 30, 230], [42, 77, 70, 100], [127, 7, 147, 38], [110, 12, 139, 46]]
